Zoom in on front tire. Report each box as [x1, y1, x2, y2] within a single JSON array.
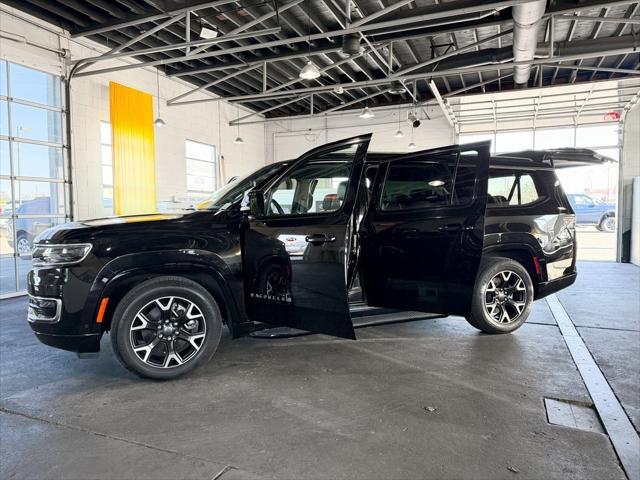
[[465, 257, 533, 334], [110, 276, 222, 380]]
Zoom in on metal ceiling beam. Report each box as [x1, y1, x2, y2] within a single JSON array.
[[170, 46, 640, 104], [74, 13, 186, 70], [428, 80, 456, 127], [73, 27, 281, 71], [68, 0, 531, 77], [167, 64, 262, 105], [559, 14, 640, 24], [70, 0, 239, 37], [444, 74, 514, 97], [187, 0, 305, 57]]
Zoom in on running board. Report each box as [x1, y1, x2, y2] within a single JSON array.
[[249, 308, 444, 339]]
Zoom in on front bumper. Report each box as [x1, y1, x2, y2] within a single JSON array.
[[27, 264, 104, 354], [33, 331, 101, 353]]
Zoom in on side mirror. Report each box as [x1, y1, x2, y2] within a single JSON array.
[[243, 189, 265, 218]]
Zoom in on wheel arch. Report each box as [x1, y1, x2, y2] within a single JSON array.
[[84, 251, 242, 336], [482, 247, 540, 297]]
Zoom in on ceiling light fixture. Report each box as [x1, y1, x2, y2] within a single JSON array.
[[408, 125, 416, 149], [234, 105, 243, 144], [359, 105, 374, 119], [333, 85, 344, 94], [394, 105, 404, 138], [154, 69, 165, 127], [299, 1, 321, 80], [299, 61, 321, 80]]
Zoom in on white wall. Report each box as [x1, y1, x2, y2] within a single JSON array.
[[0, 7, 266, 220], [265, 105, 456, 163], [620, 102, 640, 263]]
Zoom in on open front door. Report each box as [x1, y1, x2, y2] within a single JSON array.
[[241, 134, 371, 339], [359, 142, 490, 316]]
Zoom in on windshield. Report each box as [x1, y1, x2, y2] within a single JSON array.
[[196, 162, 287, 211]]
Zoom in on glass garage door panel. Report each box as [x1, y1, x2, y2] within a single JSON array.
[[0, 61, 68, 296]]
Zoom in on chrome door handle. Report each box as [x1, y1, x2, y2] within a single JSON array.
[[305, 234, 336, 245], [439, 224, 474, 233]]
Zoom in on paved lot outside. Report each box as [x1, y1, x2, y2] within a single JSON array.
[[1, 262, 638, 480]]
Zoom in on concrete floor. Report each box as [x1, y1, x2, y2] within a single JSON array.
[[1, 261, 638, 480]]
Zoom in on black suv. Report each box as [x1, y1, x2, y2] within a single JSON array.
[[27, 136, 609, 379]]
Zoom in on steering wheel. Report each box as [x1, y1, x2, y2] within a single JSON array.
[[270, 198, 285, 215]]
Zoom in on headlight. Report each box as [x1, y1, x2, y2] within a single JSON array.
[[32, 243, 92, 267]]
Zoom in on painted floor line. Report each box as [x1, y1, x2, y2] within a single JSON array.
[[546, 294, 640, 480]]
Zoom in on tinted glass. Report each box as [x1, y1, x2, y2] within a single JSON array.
[[488, 172, 543, 207], [9, 63, 62, 107], [263, 143, 359, 217], [197, 162, 285, 211], [268, 162, 351, 215], [381, 155, 476, 211]]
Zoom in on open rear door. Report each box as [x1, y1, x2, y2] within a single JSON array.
[[359, 142, 490, 316], [241, 134, 371, 339]]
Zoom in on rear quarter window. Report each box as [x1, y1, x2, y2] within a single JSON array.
[[487, 171, 546, 208]]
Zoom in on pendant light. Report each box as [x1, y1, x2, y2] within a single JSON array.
[[394, 105, 404, 138], [359, 101, 374, 119], [234, 104, 244, 144], [408, 125, 416, 149], [299, 1, 320, 80], [153, 69, 166, 127]]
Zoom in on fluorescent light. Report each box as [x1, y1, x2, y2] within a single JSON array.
[[299, 61, 321, 80], [359, 106, 374, 119], [234, 136, 244, 144], [154, 117, 166, 127], [428, 179, 445, 187], [200, 26, 219, 39], [394, 129, 404, 138]]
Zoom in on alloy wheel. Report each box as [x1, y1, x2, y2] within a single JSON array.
[[17, 237, 31, 256], [483, 270, 528, 324], [129, 296, 206, 368], [604, 217, 615, 233]]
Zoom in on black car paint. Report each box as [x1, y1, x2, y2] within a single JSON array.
[[27, 139, 578, 354]]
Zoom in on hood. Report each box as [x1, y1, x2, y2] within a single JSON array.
[[34, 211, 212, 244]]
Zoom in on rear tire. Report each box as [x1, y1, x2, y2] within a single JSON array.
[[110, 276, 222, 380], [465, 257, 533, 334]]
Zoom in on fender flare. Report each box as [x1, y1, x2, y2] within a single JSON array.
[[81, 249, 243, 336]]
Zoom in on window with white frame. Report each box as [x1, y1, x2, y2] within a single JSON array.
[[100, 121, 113, 213], [0, 60, 69, 296], [185, 140, 217, 202]]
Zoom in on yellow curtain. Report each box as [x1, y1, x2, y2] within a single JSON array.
[[109, 82, 157, 215]]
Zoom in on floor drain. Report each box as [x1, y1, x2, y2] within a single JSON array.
[[544, 398, 605, 434]]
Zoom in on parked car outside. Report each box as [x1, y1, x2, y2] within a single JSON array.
[[27, 137, 609, 379], [8, 197, 57, 255], [566, 193, 616, 232]]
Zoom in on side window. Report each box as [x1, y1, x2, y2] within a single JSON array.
[[488, 172, 542, 208], [380, 154, 476, 211], [264, 143, 358, 217]]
